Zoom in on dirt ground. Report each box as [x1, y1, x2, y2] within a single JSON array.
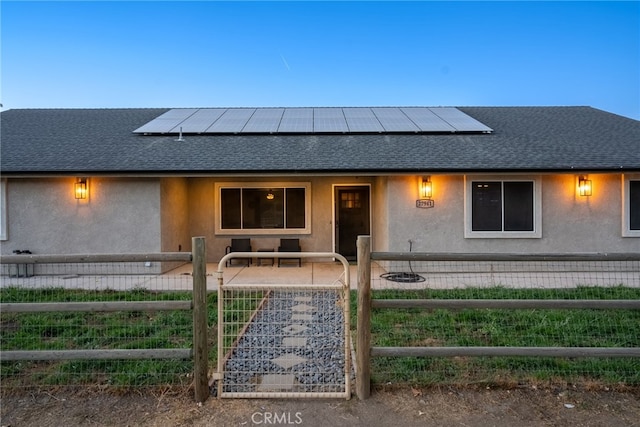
[[2, 385, 640, 427]]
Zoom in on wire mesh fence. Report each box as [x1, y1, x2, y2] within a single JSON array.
[[364, 256, 640, 389], [0, 257, 209, 392], [4, 250, 639, 394]]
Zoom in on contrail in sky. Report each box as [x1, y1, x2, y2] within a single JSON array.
[[280, 54, 290, 71]]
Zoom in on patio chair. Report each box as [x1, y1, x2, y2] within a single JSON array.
[[225, 238, 252, 267], [277, 238, 302, 267]]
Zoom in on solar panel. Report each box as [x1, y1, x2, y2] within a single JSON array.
[[401, 108, 456, 132], [278, 108, 314, 132], [169, 108, 226, 133], [344, 108, 384, 132], [133, 109, 198, 133], [372, 108, 420, 132], [314, 108, 349, 133], [133, 107, 492, 134], [242, 108, 284, 133], [430, 107, 493, 132], [205, 109, 255, 133]]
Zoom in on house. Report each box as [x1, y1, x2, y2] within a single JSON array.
[[1, 106, 639, 272]]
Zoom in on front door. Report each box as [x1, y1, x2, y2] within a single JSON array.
[[335, 186, 370, 260]]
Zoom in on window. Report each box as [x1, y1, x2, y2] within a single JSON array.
[[623, 174, 640, 237], [216, 182, 311, 235], [465, 176, 541, 238], [340, 191, 362, 209]]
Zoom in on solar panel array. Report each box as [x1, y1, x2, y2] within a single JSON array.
[[133, 107, 492, 134]]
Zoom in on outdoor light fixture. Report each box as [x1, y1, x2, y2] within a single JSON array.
[[420, 176, 433, 199], [75, 178, 88, 199], [578, 176, 592, 197], [266, 190, 275, 200], [416, 176, 435, 208]]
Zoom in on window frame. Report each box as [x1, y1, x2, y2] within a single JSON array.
[[464, 175, 542, 239], [0, 180, 6, 240], [622, 174, 640, 237], [215, 182, 311, 235]]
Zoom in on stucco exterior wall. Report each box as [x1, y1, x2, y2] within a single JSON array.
[[3, 173, 634, 269], [160, 177, 190, 253], [159, 177, 190, 272], [310, 177, 335, 253], [1, 177, 161, 255], [371, 176, 389, 253], [384, 173, 638, 253], [539, 173, 636, 252]]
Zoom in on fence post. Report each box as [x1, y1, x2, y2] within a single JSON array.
[[192, 236, 209, 403], [356, 235, 372, 400]]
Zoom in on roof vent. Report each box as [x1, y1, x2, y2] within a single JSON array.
[[175, 127, 185, 142]]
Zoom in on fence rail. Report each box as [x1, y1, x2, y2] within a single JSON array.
[[370, 347, 640, 358], [371, 299, 640, 310], [1, 301, 193, 313], [1, 252, 193, 264], [3, 349, 192, 361], [356, 235, 640, 399], [371, 252, 639, 262]]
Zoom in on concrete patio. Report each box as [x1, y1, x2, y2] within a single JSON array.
[[0, 261, 358, 292], [2, 259, 638, 292], [169, 261, 356, 288]]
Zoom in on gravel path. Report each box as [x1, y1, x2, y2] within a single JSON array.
[[217, 289, 350, 397]]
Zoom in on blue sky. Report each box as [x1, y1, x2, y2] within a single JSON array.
[[1, 1, 639, 119]]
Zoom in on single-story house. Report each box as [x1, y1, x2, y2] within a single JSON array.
[[1, 106, 639, 272]]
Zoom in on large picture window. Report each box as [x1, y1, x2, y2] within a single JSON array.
[[623, 175, 640, 237], [216, 183, 311, 234], [465, 176, 541, 238]]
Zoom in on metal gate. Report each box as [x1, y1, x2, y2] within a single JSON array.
[[214, 252, 351, 399]]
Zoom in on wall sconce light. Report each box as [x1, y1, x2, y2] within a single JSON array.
[[75, 178, 88, 199], [416, 176, 435, 208], [266, 190, 275, 200], [578, 176, 592, 197], [420, 176, 433, 199]]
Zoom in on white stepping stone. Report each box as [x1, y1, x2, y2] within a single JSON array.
[[294, 296, 312, 302], [271, 353, 308, 369], [257, 374, 296, 391], [283, 337, 307, 347], [282, 324, 308, 334], [291, 313, 313, 321], [291, 303, 315, 312]]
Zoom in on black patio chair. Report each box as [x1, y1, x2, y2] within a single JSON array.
[[277, 238, 301, 267], [225, 238, 252, 267]]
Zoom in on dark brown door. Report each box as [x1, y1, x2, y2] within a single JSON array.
[[335, 187, 370, 260]]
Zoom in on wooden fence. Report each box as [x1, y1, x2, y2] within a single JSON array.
[[355, 235, 640, 399], [0, 236, 210, 403]]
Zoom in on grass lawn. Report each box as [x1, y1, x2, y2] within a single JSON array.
[[1, 286, 639, 390], [1, 287, 218, 388], [359, 287, 640, 387]]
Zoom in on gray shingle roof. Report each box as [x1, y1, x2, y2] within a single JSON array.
[[1, 106, 639, 175]]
